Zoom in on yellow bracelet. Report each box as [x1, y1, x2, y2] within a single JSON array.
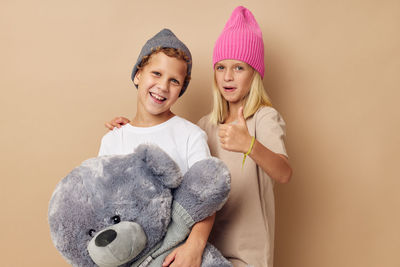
[[242, 136, 255, 168]]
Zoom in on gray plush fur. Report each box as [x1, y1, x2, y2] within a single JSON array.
[[48, 144, 232, 267], [175, 158, 231, 223]]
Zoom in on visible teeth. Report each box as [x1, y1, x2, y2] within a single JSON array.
[[150, 93, 166, 101]]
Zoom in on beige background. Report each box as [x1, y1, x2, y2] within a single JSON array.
[[1, 0, 399, 266]]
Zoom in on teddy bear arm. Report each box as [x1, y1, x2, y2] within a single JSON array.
[[201, 243, 233, 267], [173, 158, 230, 223]]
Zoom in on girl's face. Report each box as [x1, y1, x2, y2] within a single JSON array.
[[134, 52, 187, 119], [214, 59, 255, 104]]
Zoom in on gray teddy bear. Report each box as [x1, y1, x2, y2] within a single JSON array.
[[48, 144, 232, 267]]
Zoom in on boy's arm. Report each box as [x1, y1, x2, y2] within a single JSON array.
[[187, 130, 211, 167], [162, 129, 217, 266], [162, 213, 215, 267], [98, 136, 109, 156]]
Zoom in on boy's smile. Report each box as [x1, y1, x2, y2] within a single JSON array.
[[149, 92, 166, 102], [133, 52, 187, 125]]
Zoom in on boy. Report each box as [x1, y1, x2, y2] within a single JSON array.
[[98, 29, 213, 267]]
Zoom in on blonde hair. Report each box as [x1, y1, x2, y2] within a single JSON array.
[[210, 71, 272, 124]]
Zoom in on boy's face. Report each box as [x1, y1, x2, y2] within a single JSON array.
[[134, 52, 187, 119]]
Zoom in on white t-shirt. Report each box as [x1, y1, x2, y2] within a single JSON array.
[[98, 116, 211, 174]]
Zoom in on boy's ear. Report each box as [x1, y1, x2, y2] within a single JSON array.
[[133, 70, 141, 86]]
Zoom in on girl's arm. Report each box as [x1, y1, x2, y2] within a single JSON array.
[[218, 107, 292, 183], [162, 214, 215, 267], [248, 139, 292, 183]]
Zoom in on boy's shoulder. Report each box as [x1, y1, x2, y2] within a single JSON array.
[[171, 116, 206, 135], [100, 116, 206, 143], [100, 124, 127, 142], [164, 117, 210, 147]]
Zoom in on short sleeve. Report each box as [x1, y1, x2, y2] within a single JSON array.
[[255, 107, 288, 157], [98, 130, 118, 156], [187, 129, 211, 168], [98, 136, 109, 156]]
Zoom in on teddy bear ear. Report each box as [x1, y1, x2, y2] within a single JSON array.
[[135, 144, 183, 189]]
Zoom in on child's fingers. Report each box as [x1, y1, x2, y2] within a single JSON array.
[[114, 116, 130, 125], [237, 106, 246, 125], [104, 122, 114, 130], [111, 121, 121, 128], [162, 249, 177, 266], [105, 116, 130, 130], [114, 117, 124, 124], [219, 124, 229, 131], [120, 117, 130, 124], [220, 142, 232, 152], [219, 124, 232, 135], [111, 117, 121, 125], [218, 129, 227, 138]]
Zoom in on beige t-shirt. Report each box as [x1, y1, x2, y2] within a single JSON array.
[[198, 106, 287, 267]]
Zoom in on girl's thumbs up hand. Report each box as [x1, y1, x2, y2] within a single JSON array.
[[218, 106, 253, 153]]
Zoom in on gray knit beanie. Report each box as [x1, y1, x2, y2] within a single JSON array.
[[131, 28, 192, 97]]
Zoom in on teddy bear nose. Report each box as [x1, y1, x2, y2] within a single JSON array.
[[95, 229, 117, 247]]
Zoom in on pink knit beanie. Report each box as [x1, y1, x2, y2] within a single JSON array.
[[213, 6, 265, 78]]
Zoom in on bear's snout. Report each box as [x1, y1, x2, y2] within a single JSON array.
[[88, 221, 148, 266], [95, 229, 117, 247]]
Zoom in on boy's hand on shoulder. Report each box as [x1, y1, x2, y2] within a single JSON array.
[[104, 116, 130, 130], [218, 106, 252, 153]]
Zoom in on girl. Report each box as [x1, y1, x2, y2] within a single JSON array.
[[198, 7, 292, 267], [106, 6, 292, 267]]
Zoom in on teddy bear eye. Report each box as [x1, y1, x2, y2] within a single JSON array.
[[111, 215, 121, 224], [88, 229, 96, 237]]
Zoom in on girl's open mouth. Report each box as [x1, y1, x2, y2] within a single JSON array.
[[223, 86, 236, 92]]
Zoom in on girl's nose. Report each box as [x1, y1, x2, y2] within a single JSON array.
[[224, 69, 233, 82]]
